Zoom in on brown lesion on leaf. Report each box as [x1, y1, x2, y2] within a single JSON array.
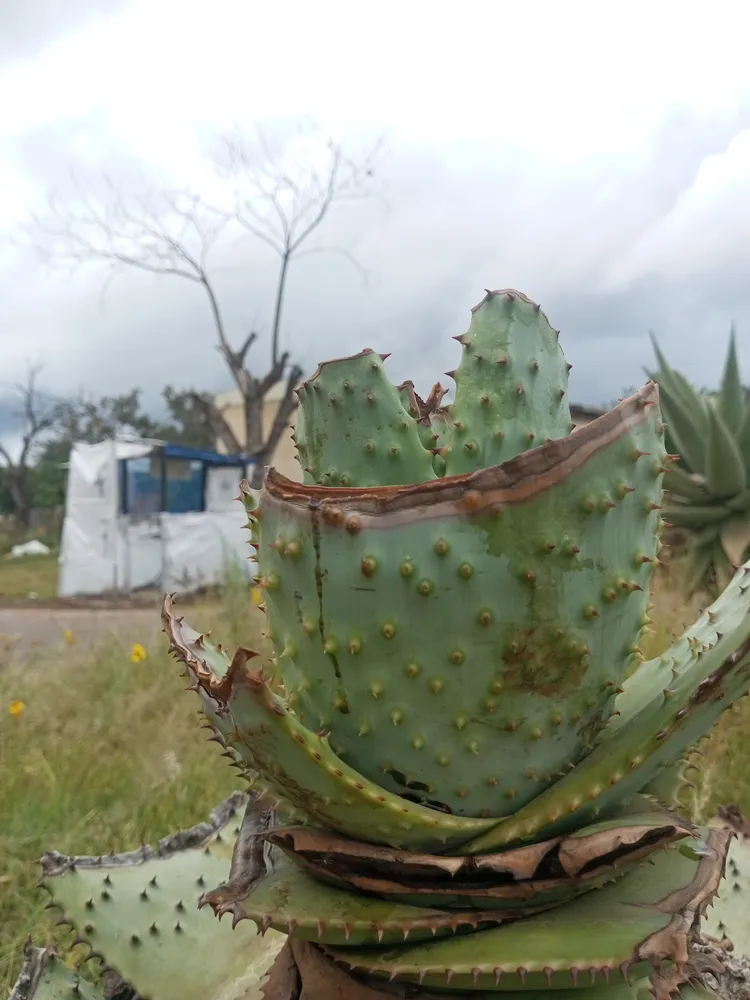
[[268, 805, 695, 906], [499, 623, 590, 697], [628, 826, 733, 1000]]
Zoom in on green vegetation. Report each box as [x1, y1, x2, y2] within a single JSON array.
[[0, 552, 58, 599], [649, 328, 750, 595], [0, 596, 263, 995]]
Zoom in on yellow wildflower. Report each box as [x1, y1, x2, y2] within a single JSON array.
[[64, 629, 76, 645], [251, 586, 264, 607], [131, 643, 147, 663], [9, 700, 25, 718]]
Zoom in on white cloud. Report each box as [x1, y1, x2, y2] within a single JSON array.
[[2, 0, 750, 448]]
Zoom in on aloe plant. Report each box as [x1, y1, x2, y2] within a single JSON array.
[[649, 328, 750, 595], [13, 289, 750, 999]]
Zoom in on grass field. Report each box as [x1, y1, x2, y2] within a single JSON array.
[[1, 576, 749, 994], [0, 552, 59, 599]]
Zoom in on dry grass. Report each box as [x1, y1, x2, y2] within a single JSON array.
[[1, 573, 749, 993]]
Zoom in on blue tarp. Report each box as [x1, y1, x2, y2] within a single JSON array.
[[120, 442, 254, 516], [161, 443, 254, 467]]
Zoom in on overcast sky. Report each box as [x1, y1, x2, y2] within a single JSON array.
[[2, 0, 750, 452]]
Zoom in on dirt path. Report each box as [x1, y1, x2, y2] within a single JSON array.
[[0, 606, 162, 656]]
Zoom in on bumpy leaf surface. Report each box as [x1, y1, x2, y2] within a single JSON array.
[[255, 383, 664, 818], [703, 806, 750, 957], [39, 794, 284, 1000], [461, 559, 750, 851], [293, 349, 437, 487], [163, 598, 497, 852], [443, 290, 571, 474]]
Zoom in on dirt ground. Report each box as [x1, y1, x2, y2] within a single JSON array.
[[0, 606, 163, 659]]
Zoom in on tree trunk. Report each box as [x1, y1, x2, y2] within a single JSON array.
[[9, 472, 31, 530], [244, 394, 265, 458]]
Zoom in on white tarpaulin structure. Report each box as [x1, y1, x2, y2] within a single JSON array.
[[58, 438, 256, 597]]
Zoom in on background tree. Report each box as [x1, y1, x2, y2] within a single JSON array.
[[30, 386, 220, 510], [0, 365, 61, 528], [24, 121, 382, 487]]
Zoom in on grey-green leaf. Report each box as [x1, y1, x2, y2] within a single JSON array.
[[706, 403, 746, 497]]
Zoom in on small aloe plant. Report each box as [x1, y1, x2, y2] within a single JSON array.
[[12, 290, 750, 1000], [649, 329, 750, 596]]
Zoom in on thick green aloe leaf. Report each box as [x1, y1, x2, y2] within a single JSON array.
[[324, 829, 730, 992], [737, 407, 750, 482], [725, 488, 750, 512], [461, 560, 750, 851], [283, 936, 722, 1000], [203, 853, 539, 945], [9, 945, 104, 1000], [163, 597, 497, 852], [443, 289, 570, 474], [705, 403, 746, 498], [648, 332, 674, 377], [38, 794, 284, 1000], [253, 384, 664, 820], [662, 464, 710, 502], [663, 503, 731, 528], [703, 808, 750, 957], [270, 798, 693, 911], [718, 326, 745, 433], [293, 349, 437, 487], [655, 378, 707, 475]]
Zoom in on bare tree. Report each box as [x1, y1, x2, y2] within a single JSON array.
[[23, 121, 383, 487], [0, 365, 61, 529]]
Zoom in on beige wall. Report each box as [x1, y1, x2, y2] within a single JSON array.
[[212, 389, 605, 483], [214, 384, 302, 482]]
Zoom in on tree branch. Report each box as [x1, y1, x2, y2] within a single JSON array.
[[20, 121, 384, 470], [249, 364, 303, 489], [187, 393, 243, 456], [0, 364, 62, 527]]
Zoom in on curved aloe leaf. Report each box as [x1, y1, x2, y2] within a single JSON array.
[[443, 290, 570, 474], [293, 349, 437, 487], [9, 946, 104, 1000], [203, 852, 547, 946], [251, 384, 664, 820], [704, 806, 750, 957], [662, 465, 710, 502], [705, 404, 746, 498], [718, 326, 745, 434], [656, 380, 707, 475], [324, 829, 730, 992], [38, 794, 284, 1000], [663, 503, 731, 528], [269, 798, 693, 910], [276, 936, 723, 1000]]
